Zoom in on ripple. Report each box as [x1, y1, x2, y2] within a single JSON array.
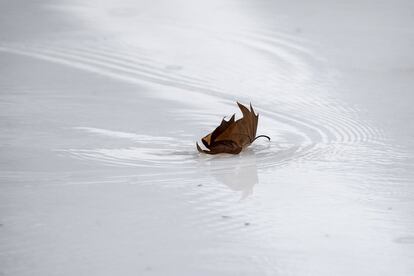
[[0, 26, 385, 174], [394, 236, 414, 244]]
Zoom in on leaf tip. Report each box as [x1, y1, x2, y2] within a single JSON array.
[[249, 102, 256, 114]]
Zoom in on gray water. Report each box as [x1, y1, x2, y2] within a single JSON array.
[[1, 0, 414, 275]]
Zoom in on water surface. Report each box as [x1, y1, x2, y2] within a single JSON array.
[[1, 0, 414, 275]]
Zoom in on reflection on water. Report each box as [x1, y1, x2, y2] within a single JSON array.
[[205, 151, 259, 199]]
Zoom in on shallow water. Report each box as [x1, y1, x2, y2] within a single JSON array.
[[1, 0, 414, 275]]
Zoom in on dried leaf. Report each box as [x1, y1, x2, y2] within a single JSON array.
[[196, 102, 270, 154]]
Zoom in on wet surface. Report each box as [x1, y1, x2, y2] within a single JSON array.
[[1, 0, 414, 275]]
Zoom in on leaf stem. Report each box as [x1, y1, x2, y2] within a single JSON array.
[[252, 135, 271, 142], [233, 133, 271, 144]]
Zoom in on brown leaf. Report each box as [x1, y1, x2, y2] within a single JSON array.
[[196, 102, 270, 154]]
